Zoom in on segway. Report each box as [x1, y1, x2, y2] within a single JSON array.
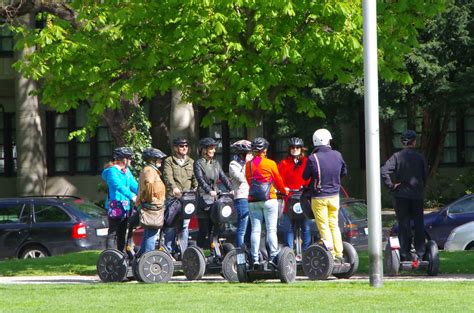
[[235, 243, 297, 283], [286, 188, 308, 261], [182, 192, 238, 281], [384, 236, 439, 276]]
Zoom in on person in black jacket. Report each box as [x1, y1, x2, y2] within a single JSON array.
[[193, 137, 233, 251], [381, 130, 429, 261]]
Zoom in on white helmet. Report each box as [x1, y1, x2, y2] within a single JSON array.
[[312, 128, 332, 146]]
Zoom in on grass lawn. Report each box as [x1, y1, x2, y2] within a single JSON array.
[[0, 281, 474, 312], [1, 250, 474, 276]]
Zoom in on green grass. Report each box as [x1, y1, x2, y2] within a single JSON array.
[[2, 249, 474, 277], [1, 281, 474, 312]]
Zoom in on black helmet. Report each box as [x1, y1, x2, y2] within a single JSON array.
[[142, 148, 167, 161], [199, 137, 217, 149], [401, 130, 416, 146], [173, 137, 188, 146], [251, 137, 269, 151], [113, 147, 133, 160], [288, 137, 304, 147], [231, 139, 252, 152]]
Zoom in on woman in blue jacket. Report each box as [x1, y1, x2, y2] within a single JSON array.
[[102, 147, 138, 252]]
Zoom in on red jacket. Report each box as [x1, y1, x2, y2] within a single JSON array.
[[277, 156, 310, 213]]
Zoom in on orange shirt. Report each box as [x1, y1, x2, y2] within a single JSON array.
[[245, 155, 287, 200]]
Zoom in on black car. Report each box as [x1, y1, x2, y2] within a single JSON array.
[[0, 196, 108, 259]]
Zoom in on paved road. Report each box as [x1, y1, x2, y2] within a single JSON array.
[[1, 274, 473, 284]]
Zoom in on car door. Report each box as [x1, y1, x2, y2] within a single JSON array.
[[431, 196, 474, 247], [30, 202, 75, 255], [0, 201, 32, 259]]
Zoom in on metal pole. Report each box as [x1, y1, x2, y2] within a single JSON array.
[[362, 0, 383, 287]]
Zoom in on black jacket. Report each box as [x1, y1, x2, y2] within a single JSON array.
[[381, 148, 428, 199], [193, 157, 232, 196]]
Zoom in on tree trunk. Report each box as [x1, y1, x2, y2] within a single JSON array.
[[14, 13, 47, 196], [101, 97, 139, 147], [149, 91, 172, 155]]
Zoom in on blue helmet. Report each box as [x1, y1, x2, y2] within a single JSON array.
[[251, 137, 269, 151], [112, 147, 133, 160], [142, 148, 167, 161], [401, 130, 416, 146]]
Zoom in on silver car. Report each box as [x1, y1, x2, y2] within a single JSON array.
[[444, 221, 474, 251]]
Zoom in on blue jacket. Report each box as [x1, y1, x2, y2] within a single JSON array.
[[302, 146, 347, 198], [102, 165, 138, 211]]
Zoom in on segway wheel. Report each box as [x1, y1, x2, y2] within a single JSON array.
[[302, 244, 334, 280], [277, 247, 297, 283], [222, 249, 239, 282], [333, 242, 359, 279], [182, 246, 206, 280], [425, 240, 439, 276], [221, 243, 235, 256], [383, 243, 400, 276], [97, 249, 128, 283], [137, 250, 174, 283]]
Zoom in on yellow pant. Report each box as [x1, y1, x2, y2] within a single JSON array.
[[311, 195, 343, 258]]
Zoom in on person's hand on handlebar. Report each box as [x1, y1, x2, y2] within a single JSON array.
[[173, 187, 182, 198], [209, 190, 218, 197]]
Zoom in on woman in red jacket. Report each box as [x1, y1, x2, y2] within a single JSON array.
[[277, 137, 312, 259]]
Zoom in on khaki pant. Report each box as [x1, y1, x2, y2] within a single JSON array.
[[311, 195, 343, 258]]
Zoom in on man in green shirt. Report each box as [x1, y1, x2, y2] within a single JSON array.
[[162, 137, 198, 257]]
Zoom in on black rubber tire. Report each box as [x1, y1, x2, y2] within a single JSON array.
[[383, 243, 400, 276], [20, 245, 49, 259], [333, 242, 359, 279], [137, 250, 174, 283], [96, 249, 128, 283], [222, 249, 239, 282], [277, 247, 297, 283], [182, 246, 206, 280], [302, 244, 334, 280], [221, 243, 235, 256], [425, 240, 439, 276]]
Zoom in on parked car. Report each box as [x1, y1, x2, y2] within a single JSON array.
[[390, 194, 474, 249], [444, 221, 474, 251], [0, 196, 108, 259]]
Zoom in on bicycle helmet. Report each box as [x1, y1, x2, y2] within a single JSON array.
[[401, 130, 416, 146], [199, 137, 218, 149], [312, 129, 332, 146], [172, 137, 188, 146], [112, 147, 133, 160], [231, 140, 252, 152], [142, 148, 167, 161], [288, 137, 304, 147], [251, 137, 269, 151]]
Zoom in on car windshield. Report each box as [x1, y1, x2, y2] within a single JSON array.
[[343, 201, 367, 221], [64, 199, 106, 218]]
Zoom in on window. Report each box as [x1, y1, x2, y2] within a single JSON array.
[[448, 196, 474, 215], [34, 205, 71, 222], [0, 203, 29, 224], [0, 111, 17, 176], [46, 107, 113, 175], [0, 23, 14, 57], [464, 109, 474, 163]]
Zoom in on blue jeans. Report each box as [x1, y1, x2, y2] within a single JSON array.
[[235, 198, 250, 248], [164, 219, 191, 253], [249, 199, 279, 263], [139, 227, 159, 255], [279, 214, 312, 251]]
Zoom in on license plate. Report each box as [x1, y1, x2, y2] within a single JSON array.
[[364, 227, 368, 235], [236, 253, 246, 265], [96, 228, 108, 236]]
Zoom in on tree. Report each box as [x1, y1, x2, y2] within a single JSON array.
[[1, 0, 445, 146]]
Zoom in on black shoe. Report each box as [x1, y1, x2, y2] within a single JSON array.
[[252, 262, 260, 270]]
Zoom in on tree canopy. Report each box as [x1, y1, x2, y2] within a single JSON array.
[[1, 0, 445, 137]]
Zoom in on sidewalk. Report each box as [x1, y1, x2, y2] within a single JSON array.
[[1, 274, 473, 284]]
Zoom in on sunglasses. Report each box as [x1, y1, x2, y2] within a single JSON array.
[[178, 144, 188, 148]]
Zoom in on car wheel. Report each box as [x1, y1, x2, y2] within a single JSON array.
[[221, 249, 238, 282], [277, 247, 297, 283], [20, 245, 49, 259], [333, 241, 359, 279], [302, 244, 334, 280]]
